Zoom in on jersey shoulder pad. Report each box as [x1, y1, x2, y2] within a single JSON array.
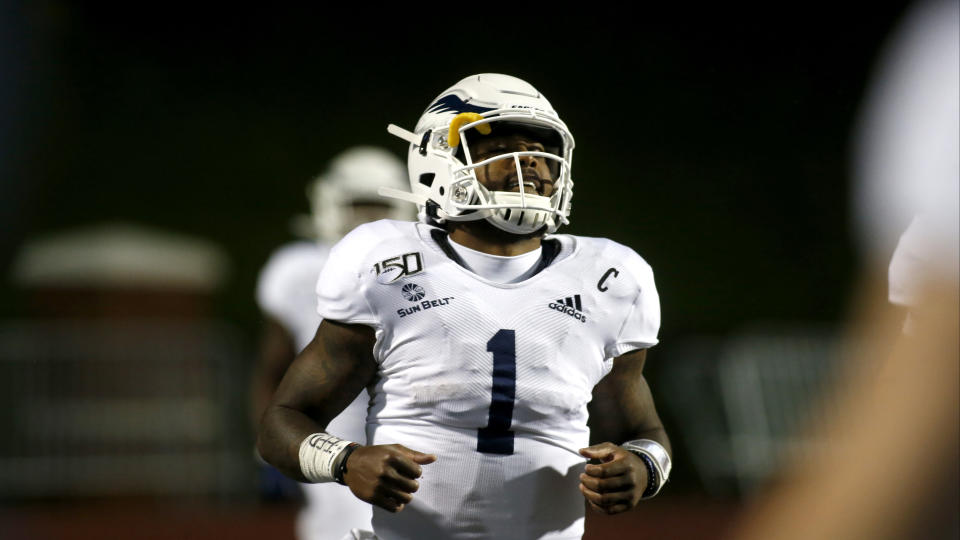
[[565, 236, 661, 355], [563, 235, 655, 285], [329, 219, 419, 268], [317, 220, 419, 326]]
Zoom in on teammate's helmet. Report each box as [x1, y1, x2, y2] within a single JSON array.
[[383, 73, 575, 235], [302, 146, 414, 243]]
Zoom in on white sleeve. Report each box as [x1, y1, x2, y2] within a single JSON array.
[[606, 261, 661, 358], [255, 245, 306, 332], [315, 228, 378, 326]]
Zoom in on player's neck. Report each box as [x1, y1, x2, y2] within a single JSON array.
[[447, 221, 543, 257]]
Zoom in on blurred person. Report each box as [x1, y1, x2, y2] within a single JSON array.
[[252, 146, 414, 540], [257, 73, 673, 540], [729, 1, 959, 539], [872, 0, 960, 340]]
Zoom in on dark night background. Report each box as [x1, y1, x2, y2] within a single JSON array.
[[0, 2, 922, 538]]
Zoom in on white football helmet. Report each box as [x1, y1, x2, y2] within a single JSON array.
[[296, 146, 415, 243], [382, 73, 575, 235]]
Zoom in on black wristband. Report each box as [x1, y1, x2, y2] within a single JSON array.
[[637, 453, 659, 498], [334, 443, 360, 485]]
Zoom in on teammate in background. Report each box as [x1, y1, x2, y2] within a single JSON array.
[[729, 1, 959, 538], [873, 0, 959, 342], [257, 73, 673, 540], [252, 146, 414, 540]]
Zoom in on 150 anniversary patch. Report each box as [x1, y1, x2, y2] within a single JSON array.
[[373, 252, 423, 284]]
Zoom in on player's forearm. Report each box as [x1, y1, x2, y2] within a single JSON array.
[[617, 377, 671, 457], [630, 425, 671, 457], [257, 320, 379, 482], [600, 404, 671, 458], [250, 368, 286, 431], [257, 403, 323, 482], [590, 350, 671, 454], [590, 397, 670, 452]]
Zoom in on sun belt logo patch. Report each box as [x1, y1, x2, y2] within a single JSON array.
[[548, 294, 586, 323], [401, 283, 426, 301], [396, 284, 455, 319]]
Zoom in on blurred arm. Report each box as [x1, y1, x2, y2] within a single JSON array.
[[728, 271, 959, 540]]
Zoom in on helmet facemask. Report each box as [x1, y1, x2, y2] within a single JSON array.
[[448, 114, 573, 234]]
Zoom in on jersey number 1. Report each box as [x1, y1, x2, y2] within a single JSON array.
[[477, 329, 516, 455]]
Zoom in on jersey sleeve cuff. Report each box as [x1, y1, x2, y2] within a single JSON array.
[[606, 339, 658, 358]]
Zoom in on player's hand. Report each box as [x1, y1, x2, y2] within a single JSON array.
[[342, 444, 437, 513], [578, 442, 648, 515]]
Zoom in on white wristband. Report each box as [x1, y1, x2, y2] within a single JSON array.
[[299, 433, 355, 483], [621, 439, 672, 499]]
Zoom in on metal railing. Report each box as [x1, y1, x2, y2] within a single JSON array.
[[0, 319, 254, 500], [657, 325, 844, 497]]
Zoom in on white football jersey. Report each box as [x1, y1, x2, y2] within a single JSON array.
[[316, 220, 660, 540], [256, 241, 373, 540]]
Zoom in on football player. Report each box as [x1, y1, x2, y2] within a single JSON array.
[[257, 74, 673, 540], [252, 146, 414, 540]]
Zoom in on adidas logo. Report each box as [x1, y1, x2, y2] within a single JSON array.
[[547, 294, 587, 323]]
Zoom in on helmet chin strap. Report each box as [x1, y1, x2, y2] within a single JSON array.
[[444, 210, 495, 222]]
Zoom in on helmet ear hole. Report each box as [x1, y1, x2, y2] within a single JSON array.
[[419, 173, 435, 187]]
